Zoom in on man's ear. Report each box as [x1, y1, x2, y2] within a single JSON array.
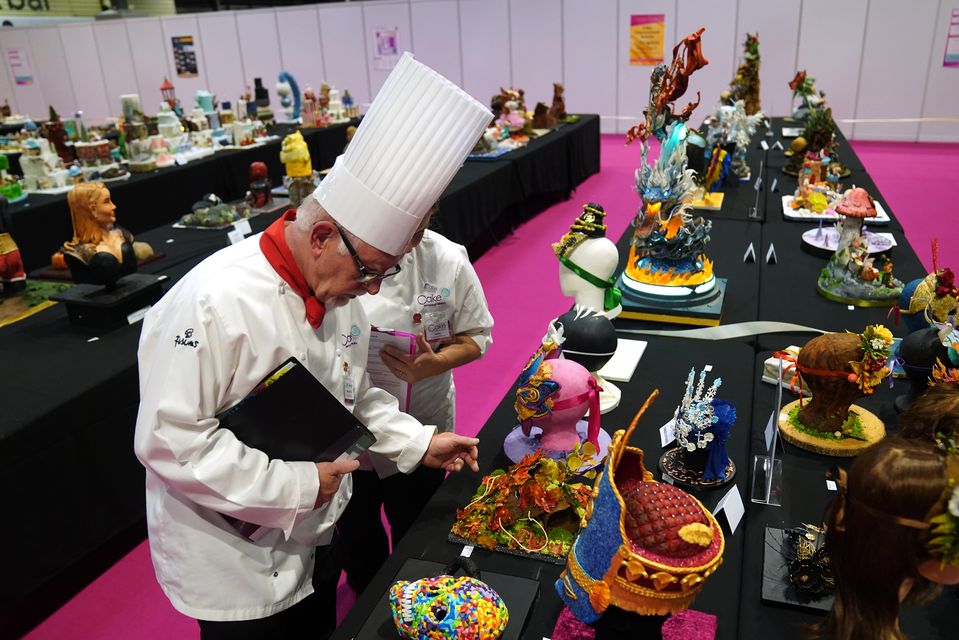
[[917, 558, 959, 585], [309, 221, 337, 257]]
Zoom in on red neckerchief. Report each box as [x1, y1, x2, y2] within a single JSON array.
[[260, 209, 325, 328]]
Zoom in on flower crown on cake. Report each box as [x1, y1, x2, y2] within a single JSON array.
[[674, 367, 722, 452]]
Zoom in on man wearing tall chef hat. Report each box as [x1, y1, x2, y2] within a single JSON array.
[[134, 53, 492, 638]]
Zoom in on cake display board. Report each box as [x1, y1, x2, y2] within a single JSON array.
[[777, 398, 885, 457], [801, 227, 895, 255], [660, 448, 736, 490], [503, 419, 611, 468], [761, 527, 834, 612], [688, 192, 725, 211], [353, 558, 539, 640], [596, 338, 647, 383], [617, 277, 727, 327], [782, 195, 891, 224], [50, 273, 165, 329]]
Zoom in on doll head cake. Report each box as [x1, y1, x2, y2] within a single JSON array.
[[507, 330, 607, 461], [817, 188, 903, 306], [618, 29, 726, 324], [62, 182, 153, 287], [390, 559, 509, 640], [812, 438, 959, 640], [556, 392, 725, 624], [553, 203, 622, 315], [896, 241, 959, 334], [777, 325, 893, 456], [659, 367, 737, 488], [552, 306, 621, 413]]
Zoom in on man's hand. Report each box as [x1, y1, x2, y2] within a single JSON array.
[[380, 334, 450, 384], [421, 432, 480, 473], [314, 458, 360, 508]]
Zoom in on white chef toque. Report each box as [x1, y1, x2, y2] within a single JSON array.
[[312, 52, 492, 255]]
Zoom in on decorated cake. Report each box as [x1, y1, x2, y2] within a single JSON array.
[[177, 194, 252, 229], [702, 99, 764, 182], [390, 562, 508, 640], [449, 448, 594, 562], [20, 137, 70, 192], [280, 130, 314, 208], [817, 188, 903, 306], [556, 392, 725, 623], [553, 203, 622, 316], [505, 328, 609, 462], [895, 242, 959, 334], [783, 92, 849, 178], [727, 33, 762, 116], [659, 367, 737, 489], [776, 325, 892, 456], [617, 29, 726, 325]]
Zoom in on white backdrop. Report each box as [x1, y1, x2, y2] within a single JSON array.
[[0, 0, 955, 141]]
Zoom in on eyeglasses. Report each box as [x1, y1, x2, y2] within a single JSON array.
[[334, 223, 402, 283]]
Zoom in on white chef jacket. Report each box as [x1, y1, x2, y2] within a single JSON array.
[[133, 233, 434, 621], [360, 229, 493, 437]]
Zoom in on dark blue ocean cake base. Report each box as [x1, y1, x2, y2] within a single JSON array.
[[616, 276, 727, 326]]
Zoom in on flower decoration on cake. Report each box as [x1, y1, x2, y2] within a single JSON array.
[[514, 336, 563, 426], [556, 392, 725, 624], [928, 466, 959, 570], [390, 574, 508, 640], [450, 449, 594, 560], [847, 324, 893, 395]]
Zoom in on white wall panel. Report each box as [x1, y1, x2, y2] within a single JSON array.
[[275, 6, 326, 95], [562, 0, 616, 132], [617, 0, 677, 134], [459, 0, 511, 108], [362, 1, 413, 94], [410, 0, 462, 86], [159, 15, 206, 107], [93, 21, 139, 119], [59, 23, 112, 122], [797, 0, 868, 138], [318, 4, 372, 107], [855, 0, 939, 140], [676, 0, 737, 126], [510, 0, 562, 109], [235, 9, 283, 104], [919, 0, 959, 142], [197, 12, 246, 109], [0, 28, 47, 118], [25, 28, 75, 117], [0, 29, 18, 115], [736, 0, 800, 122], [125, 17, 171, 108]]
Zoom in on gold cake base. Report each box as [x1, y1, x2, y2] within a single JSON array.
[[688, 192, 725, 211], [778, 399, 885, 457]]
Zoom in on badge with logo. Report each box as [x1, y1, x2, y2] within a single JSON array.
[[423, 310, 452, 343], [417, 284, 447, 308]]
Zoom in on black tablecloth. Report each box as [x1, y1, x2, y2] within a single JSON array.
[[332, 118, 957, 639], [0, 116, 601, 637]]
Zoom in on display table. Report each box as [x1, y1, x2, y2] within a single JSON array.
[[0, 116, 601, 636], [332, 118, 956, 639]]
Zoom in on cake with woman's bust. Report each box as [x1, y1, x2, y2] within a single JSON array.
[[61, 182, 153, 287]]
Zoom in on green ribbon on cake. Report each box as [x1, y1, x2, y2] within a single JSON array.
[[558, 255, 622, 311]]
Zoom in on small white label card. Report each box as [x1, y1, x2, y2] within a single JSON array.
[[754, 176, 763, 191], [766, 243, 778, 264], [743, 242, 756, 263], [233, 219, 252, 236], [826, 479, 838, 491], [661, 472, 675, 485], [127, 305, 151, 325], [713, 485, 745, 535], [760, 140, 769, 151], [227, 228, 246, 245], [770, 178, 778, 192], [772, 140, 784, 150], [660, 419, 677, 448], [460, 545, 474, 558]]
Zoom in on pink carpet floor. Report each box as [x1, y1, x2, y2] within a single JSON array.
[[21, 134, 958, 639]]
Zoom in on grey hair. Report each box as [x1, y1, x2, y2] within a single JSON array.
[[295, 195, 361, 255]]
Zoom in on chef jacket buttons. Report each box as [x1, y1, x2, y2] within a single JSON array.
[[407, 256, 414, 264], [273, 571, 278, 577]]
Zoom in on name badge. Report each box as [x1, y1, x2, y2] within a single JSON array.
[[423, 310, 451, 343], [342, 363, 355, 405]]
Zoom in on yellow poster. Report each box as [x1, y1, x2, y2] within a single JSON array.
[[630, 14, 665, 66]]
